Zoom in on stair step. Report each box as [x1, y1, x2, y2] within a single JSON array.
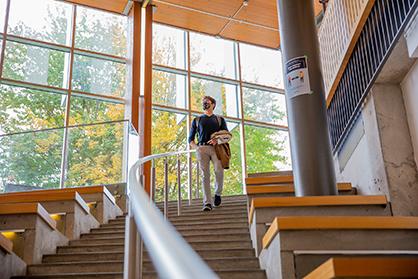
[[142, 269, 266, 279], [100, 223, 125, 228], [175, 221, 248, 230], [81, 232, 125, 239], [28, 261, 123, 275], [166, 209, 247, 218], [145, 248, 256, 259], [57, 244, 124, 253], [90, 228, 125, 234], [70, 237, 124, 245], [144, 257, 260, 271], [13, 273, 123, 279], [187, 240, 252, 250], [178, 227, 249, 235], [183, 233, 250, 242], [43, 252, 124, 263], [168, 213, 247, 222], [157, 201, 247, 210], [164, 204, 247, 213], [172, 219, 248, 226]]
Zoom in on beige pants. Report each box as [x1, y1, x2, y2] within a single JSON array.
[[196, 145, 224, 205]]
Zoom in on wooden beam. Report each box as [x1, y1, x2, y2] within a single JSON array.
[[0, 192, 90, 214], [246, 183, 353, 194], [0, 186, 116, 205], [0, 203, 57, 230], [305, 257, 418, 279], [249, 195, 387, 224], [262, 216, 418, 249], [245, 175, 294, 185]]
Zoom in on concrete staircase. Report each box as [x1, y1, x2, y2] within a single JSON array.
[[14, 195, 266, 279]]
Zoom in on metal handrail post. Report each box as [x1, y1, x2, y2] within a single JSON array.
[[124, 205, 140, 279], [164, 158, 169, 219], [177, 156, 182, 216], [187, 153, 192, 206], [151, 159, 156, 202], [196, 161, 200, 199]]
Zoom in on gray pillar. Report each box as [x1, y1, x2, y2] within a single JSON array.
[[277, 0, 337, 196]]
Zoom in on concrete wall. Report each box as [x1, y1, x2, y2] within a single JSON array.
[[401, 60, 418, 168], [334, 83, 418, 215], [333, 94, 389, 197]]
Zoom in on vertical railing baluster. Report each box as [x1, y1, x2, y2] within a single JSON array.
[[164, 158, 169, 219], [195, 161, 200, 199], [188, 153, 192, 206], [177, 156, 182, 216], [150, 159, 156, 202]]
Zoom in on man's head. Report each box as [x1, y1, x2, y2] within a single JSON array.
[[202, 96, 216, 112]]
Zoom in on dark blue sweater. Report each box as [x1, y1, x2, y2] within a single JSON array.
[[188, 114, 228, 144]]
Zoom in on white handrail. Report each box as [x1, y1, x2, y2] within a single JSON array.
[[124, 149, 218, 279]]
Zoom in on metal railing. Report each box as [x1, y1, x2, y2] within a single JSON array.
[[124, 149, 218, 279], [327, 0, 418, 152], [319, 0, 372, 97]]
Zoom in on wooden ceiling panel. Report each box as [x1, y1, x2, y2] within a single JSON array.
[[153, 2, 229, 36], [234, 0, 324, 30], [154, 0, 243, 17], [234, 0, 279, 29], [65, 0, 128, 14], [221, 22, 280, 49]]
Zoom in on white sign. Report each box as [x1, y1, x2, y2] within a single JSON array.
[[285, 56, 312, 99]]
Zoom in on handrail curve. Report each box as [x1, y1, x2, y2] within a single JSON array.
[[126, 149, 218, 279]]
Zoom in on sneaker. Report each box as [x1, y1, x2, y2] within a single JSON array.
[[202, 203, 212, 211], [214, 195, 222, 207]]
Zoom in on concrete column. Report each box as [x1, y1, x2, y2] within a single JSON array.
[[277, 0, 337, 196]]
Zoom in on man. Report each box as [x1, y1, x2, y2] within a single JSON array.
[[188, 96, 228, 211]]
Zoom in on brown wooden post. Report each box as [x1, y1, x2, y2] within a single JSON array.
[[128, 2, 141, 132], [141, 4, 153, 194]]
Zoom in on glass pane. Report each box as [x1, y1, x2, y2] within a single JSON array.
[[245, 125, 291, 173], [72, 54, 126, 97], [223, 121, 243, 195], [190, 32, 237, 79], [0, 129, 63, 192], [75, 7, 127, 57], [240, 43, 283, 88], [151, 110, 187, 201], [153, 24, 186, 69], [191, 77, 239, 118], [3, 41, 69, 88], [243, 87, 287, 126], [8, 0, 73, 45], [69, 95, 125, 125], [0, 0, 6, 32], [152, 70, 187, 109], [0, 84, 65, 134], [65, 122, 125, 187]]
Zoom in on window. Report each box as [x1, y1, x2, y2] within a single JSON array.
[[223, 121, 243, 195], [190, 32, 237, 79], [0, 84, 65, 134], [240, 43, 283, 88], [65, 121, 125, 187], [0, 129, 64, 190], [191, 77, 239, 118], [152, 109, 188, 201], [0, 0, 7, 32], [7, 0, 73, 45], [153, 24, 186, 69], [152, 70, 187, 109], [245, 124, 291, 173], [3, 41, 70, 88], [69, 95, 124, 125], [243, 87, 287, 126], [75, 6, 127, 57], [72, 54, 126, 97]]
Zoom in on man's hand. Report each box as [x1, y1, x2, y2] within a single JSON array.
[[207, 138, 217, 146], [190, 141, 198, 149]]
